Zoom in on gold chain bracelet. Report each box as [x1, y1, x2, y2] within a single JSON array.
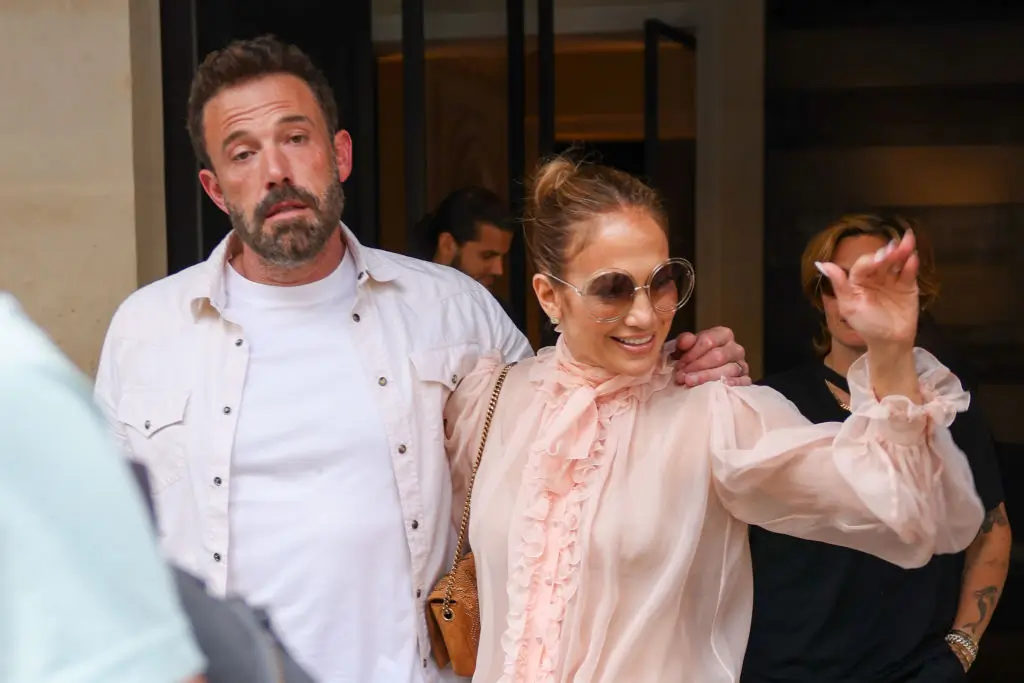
[[945, 630, 978, 670]]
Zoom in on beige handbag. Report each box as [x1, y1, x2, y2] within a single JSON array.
[[426, 363, 513, 677]]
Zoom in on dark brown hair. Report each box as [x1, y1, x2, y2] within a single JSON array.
[[411, 186, 512, 260], [802, 213, 941, 354], [186, 35, 339, 169], [524, 154, 668, 278]]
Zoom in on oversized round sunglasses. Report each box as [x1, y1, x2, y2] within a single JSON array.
[[544, 258, 695, 323]]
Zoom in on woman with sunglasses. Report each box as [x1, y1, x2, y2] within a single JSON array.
[[441, 157, 985, 683], [741, 215, 1010, 683]]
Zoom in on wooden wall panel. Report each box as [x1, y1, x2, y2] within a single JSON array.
[[766, 2, 1024, 30], [767, 146, 1024, 211], [979, 386, 1024, 443], [768, 24, 1024, 89], [763, 22, 1024, 418], [932, 276, 1017, 331], [767, 85, 1024, 149]]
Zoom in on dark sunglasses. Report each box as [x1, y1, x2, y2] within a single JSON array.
[[816, 267, 850, 298], [545, 258, 695, 323]]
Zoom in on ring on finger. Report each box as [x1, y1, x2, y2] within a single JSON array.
[[733, 361, 745, 376]]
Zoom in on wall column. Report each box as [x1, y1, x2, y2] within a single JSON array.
[[695, 0, 765, 376], [0, 0, 166, 375]]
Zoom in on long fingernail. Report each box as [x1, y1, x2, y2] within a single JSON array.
[[874, 246, 887, 263], [814, 261, 827, 275]]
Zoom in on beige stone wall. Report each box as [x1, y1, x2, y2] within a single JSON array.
[[694, 0, 765, 377], [0, 0, 165, 376]]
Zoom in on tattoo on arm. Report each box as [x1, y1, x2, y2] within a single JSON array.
[[980, 507, 1009, 534], [963, 586, 999, 635]]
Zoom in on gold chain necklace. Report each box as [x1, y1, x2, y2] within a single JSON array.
[[824, 379, 851, 412]]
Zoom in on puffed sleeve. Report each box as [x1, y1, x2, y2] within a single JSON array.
[[444, 351, 506, 531], [710, 348, 985, 569]]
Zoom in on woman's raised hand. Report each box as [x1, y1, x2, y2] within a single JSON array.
[[816, 230, 920, 353]]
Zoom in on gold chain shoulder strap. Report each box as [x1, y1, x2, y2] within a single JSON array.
[[441, 362, 514, 617]]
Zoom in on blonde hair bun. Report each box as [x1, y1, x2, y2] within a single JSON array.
[[524, 153, 668, 277]]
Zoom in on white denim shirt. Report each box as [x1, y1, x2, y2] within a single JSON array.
[[93, 224, 533, 680]]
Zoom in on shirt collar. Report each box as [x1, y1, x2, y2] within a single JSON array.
[[187, 222, 398, 319]]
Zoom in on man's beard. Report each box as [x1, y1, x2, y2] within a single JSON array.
[[451, 249, 495, 288], [228, 174, 345, 269]]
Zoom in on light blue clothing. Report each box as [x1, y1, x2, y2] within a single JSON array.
[[0, 294, 205, 683]]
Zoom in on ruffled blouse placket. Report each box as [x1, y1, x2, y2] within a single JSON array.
[[499, 407, 648, 679], [511, 431, 610, 681], [497, 340, 674, 683]]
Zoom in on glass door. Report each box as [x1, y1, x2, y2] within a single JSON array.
[[644, 19, 697, 338]]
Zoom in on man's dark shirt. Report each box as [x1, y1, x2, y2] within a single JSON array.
[[740, 359, 1003, 683]]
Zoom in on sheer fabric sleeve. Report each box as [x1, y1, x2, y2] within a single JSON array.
[[710, 348, 985, 569], [444, 351, 506, 532]]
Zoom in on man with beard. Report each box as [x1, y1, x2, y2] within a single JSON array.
[[411, 186, 514, 292], [93, 36, 750, 683]]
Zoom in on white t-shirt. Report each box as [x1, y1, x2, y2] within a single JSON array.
[[223, 253, 421, 683]]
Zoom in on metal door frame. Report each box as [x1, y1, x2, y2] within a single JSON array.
[[644, 19, 698, 334]]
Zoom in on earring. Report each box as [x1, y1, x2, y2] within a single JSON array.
[[550, 317, 560, 326]]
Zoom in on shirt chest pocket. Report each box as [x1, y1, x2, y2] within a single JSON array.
[[409, 343, 481, 392], [409, 343, 481, 436], [117, 389, 190, 492]]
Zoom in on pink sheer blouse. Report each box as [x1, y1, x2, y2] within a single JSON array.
[[443, 338, 984, 683]]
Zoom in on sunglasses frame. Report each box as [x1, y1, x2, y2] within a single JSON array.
[[545, 257, 695, 323]]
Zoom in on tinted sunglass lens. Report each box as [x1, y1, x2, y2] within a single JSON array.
[[651, 261, 693, 312], [584, 272, 635, 320]]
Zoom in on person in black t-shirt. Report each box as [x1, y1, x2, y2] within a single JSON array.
[[742, 214, 1011, 683]]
